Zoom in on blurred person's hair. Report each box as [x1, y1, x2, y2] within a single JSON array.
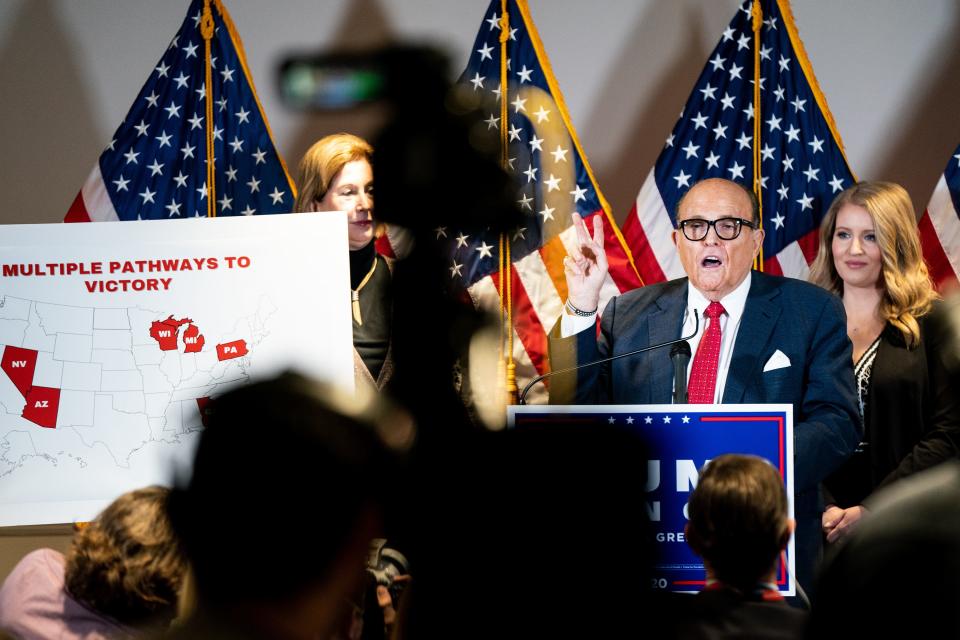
[[166, 372, 399, 608], [64, 485, 186, 628], [809, 181, 938, 347], [294, 133, 373, 213], [686, 454, 790, 593]]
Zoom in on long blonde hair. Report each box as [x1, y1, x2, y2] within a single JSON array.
[[809, 181, 938, 348], [293, 133, 373, 213]]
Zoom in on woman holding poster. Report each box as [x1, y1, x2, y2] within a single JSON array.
[[809, 181, 960, 543], [295, 133, 392, 392]]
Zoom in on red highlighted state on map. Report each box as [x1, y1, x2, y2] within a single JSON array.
[[196, 397, 211, 427], [149, 316, 193, 351], [22, 386, 60, 429], [182, 324, 205, 353], [1, 345, 38, 397], [216, 339, 249, 361]]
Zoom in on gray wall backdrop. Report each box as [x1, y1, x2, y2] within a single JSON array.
[[1, 0, 959, 227]]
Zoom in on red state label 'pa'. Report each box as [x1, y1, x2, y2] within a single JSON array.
[[22, 386, 60, 428], [182, 324, 205, 353], [2, 345, 38, 397], [216, 339, 249, 361]]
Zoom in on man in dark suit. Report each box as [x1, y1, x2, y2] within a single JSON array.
[[550, 177, 860, 596]]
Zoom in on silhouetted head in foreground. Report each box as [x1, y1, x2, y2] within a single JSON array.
[[167, 373, 406, 639], [809, 461, 960, 638]]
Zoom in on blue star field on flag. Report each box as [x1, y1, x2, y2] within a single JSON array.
[[633, 0, 856, 277], [67, 0, 293, 222]]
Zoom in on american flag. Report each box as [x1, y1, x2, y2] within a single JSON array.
[[622, 0, 855, 281], [65, 0, 294, 222], [919, 143, 960, 291], [443, 0, 642, 403]]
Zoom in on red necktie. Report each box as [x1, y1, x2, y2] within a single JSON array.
[[687, 301, 726, 404]]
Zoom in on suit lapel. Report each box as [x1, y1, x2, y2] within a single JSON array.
[[646, 279, 688, 403], [723, 272, 782, 403]]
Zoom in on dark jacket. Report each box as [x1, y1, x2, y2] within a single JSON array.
[[825, 304, 960, 507], [667, 587, 807, 640]]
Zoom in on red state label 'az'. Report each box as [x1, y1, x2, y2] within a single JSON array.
[[22, 386, 61, 429]]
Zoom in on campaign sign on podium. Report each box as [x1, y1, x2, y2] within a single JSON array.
[[508, 404, 795, 596], [0, 213, 354, 526]]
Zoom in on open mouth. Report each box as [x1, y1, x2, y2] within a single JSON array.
[[701, 256, 723, 268]]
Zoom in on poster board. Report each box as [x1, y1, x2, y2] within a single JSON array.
[[0, 213, 353, 526]]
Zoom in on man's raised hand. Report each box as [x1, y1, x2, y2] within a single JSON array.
[[563, 213, 608, 313]]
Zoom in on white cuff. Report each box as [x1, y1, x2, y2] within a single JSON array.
[[560, 310, 596, 337]]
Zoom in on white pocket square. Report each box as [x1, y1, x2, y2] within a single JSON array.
[[763, 349, 791, 372]]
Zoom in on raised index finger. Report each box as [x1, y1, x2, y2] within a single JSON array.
[[568, 213, 589, 259], [572, 212, 591, 244], [591, 214, 604, 247]]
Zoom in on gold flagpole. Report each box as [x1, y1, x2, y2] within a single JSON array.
[[752, 1, 764, 270], [498, 1, 517, 404], [201, 0, 217, 217]]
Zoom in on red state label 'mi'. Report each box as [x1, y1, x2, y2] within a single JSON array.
[[2, 345, 38, 398], [182, 324, 205, 353], [22, 386, 60, 428]]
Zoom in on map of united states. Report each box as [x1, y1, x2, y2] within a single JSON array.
[[0, 294, 274, 477]]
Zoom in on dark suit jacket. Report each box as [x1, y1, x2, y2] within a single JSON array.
[[550, 272, 859, 492], [665, 588, 808, 640], [825, 305, 960, 507], [549, 272, 861, 591]]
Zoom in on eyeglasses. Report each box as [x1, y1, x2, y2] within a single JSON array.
[[677, 217, 756, 242]]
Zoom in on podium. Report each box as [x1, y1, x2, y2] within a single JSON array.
[[509, 403, 795, 596]]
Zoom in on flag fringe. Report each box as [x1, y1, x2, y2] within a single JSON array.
[[202, 1, 217, 217], [776, 0, 857, 181]]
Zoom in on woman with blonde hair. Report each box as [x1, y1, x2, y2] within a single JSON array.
[[295, 133, 392, 391], [809, 181, 960, 543]]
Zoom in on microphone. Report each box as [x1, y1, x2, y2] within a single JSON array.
[[519, 309, 700, 405], [670, 341, 691, 404]]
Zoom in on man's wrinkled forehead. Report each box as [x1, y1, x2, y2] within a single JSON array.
[[677, 179, 754, 221]]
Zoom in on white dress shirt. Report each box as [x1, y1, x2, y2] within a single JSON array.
[[561, 273, 753, 403]]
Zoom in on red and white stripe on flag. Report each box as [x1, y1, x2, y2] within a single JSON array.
[[920, 175, 960, 292]]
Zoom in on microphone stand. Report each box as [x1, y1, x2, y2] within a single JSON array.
[[670, 340, 692, 405], [519, 309, 700, 405]]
